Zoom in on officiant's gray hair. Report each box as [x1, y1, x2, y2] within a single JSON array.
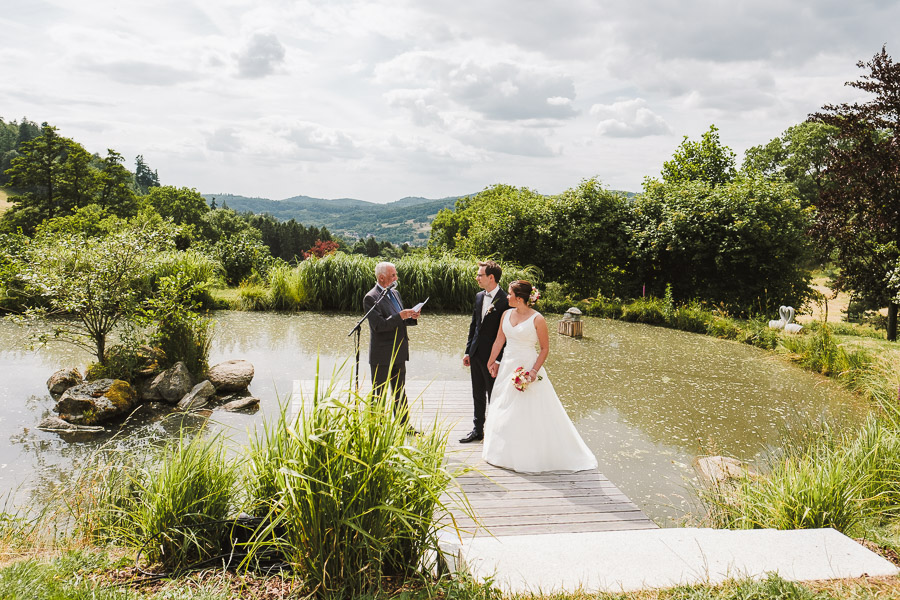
[[375, 262, 395, 278]]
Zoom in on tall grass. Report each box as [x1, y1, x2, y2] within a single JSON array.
[[267, 263, 306, 310], [85, 432, 238, 571], [244, 381, 456, 598], [280, 252, 537, 312], [699, 417, 900, 534]]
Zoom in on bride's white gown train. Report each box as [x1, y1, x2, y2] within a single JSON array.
[[482, 311, 598, 473]]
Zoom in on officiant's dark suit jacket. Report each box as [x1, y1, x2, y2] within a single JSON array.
[[465, 289, 509, 432], [364, 284, 417, 366]]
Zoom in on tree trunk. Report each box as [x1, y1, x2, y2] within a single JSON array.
[[888, 303, 898, 342]]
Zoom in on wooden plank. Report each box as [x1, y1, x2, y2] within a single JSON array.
[[301, 379, 659, 537]]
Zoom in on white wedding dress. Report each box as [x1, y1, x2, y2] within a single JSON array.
[[482, 310, 598, 473]]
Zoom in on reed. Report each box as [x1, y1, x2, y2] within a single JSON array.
[[267, 262, 307, 310], [86, 432, 238, 570], [244, 378, 456, 598], [294, 252, 536, 312]]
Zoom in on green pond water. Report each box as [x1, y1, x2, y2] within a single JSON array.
[[0, 311, 868, 524]]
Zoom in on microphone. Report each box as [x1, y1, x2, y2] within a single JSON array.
[[387, 281, 397, 290]]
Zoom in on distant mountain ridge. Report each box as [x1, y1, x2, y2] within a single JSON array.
[[202, 193, 465, 245], [203, 189, 637, 246]]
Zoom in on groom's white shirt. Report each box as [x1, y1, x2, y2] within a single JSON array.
[[481, 284, 499, 320]]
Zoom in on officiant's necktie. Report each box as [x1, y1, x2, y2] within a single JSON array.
[[388, 290, 402, 313]]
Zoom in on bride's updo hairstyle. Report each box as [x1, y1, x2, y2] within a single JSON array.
[[509, 280, 533, 306]]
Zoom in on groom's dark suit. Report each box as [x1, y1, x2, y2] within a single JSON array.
[[465, 287, 509, 434], [364, 284, 417, 415]]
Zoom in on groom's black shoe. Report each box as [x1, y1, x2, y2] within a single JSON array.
[[459, 429, 483, 443]]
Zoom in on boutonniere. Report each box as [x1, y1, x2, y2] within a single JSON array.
[[484, 294, 501, 316]]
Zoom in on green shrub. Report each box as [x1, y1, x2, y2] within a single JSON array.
[[670, 301, 710, 333], [142, 273, 213, 375], [245, 383, 455, 597], [149, 249, 223, 309], [620, 296, 667, 324]]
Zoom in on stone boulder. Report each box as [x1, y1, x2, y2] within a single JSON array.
[[177, 380, 216, 412], [38, 415, 104, 433], [221, 394, 260, 413], [208, 360, 254, 392], [145, 362, 194, 404], [694, 456, 757, 485], [47, 368, 83, 398], [54, 379, 137, 425]]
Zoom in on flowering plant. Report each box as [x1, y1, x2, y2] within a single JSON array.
[[484, 293, 502, 316], [529, 287, 540, 306], [512, 366, 542, 392]]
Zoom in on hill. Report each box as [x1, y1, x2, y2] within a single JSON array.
[[203, 189, 637, 246], [203, 193, 466, 245]]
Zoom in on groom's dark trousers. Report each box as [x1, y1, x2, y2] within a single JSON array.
[[465, 289, 508, 433]]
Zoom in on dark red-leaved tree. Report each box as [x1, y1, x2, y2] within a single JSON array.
[[811, 46, 900, 340], [304, 239, 340, 259]]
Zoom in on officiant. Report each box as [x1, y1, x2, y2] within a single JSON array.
[[363, 261, 420, 420]]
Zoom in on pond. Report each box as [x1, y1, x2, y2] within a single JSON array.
[[0, 311, 868, 525]]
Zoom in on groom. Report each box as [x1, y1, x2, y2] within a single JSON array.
[[460, 260, 508, 443]]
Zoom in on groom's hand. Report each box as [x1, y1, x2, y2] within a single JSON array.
[[463, 355, 470, 367]]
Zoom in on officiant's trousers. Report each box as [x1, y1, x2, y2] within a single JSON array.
[[371, 362, 409, 422]]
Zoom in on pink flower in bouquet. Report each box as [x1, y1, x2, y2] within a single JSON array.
[[512, 366, 542, 392]]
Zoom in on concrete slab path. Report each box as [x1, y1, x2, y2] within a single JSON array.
[[440, 527, 898, 594]]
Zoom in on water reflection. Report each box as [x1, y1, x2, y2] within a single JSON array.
[[0, 312, 867, 524]]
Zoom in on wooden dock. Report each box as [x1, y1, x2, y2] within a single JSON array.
[[406, 380, 658, 537]]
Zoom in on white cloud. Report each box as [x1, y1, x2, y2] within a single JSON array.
[[2, 1, 898, 201], [591, 99, 671, 138], [235, 32, 286, 79]]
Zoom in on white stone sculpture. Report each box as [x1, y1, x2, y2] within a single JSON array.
[[768, 305, 803, 333]]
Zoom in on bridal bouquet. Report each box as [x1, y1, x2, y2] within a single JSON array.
[[512, 366, 542, 392]]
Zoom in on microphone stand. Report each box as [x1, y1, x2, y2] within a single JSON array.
[[348, 285, 394, 394]]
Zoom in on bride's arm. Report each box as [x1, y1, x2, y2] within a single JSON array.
[[530, 314, 550, 381], [486, 314, 507, 378]]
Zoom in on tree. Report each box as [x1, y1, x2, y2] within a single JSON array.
[[630, 176, 813, 313], [430, 180, 633, 296], [660, 125, 736, 186], [742, 121, 838, 209], [96, 149, 139, 216], [134, 154, 160, 194], [810, 46, 900, 339], [142, 186, 210, 232], [4, 124, 68, 224], [15, 220, 175, 364]]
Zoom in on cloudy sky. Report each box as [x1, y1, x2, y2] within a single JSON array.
[[2, 1, 897, 203]]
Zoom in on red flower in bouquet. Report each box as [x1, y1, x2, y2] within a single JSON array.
[[512, 366, 542, 392]]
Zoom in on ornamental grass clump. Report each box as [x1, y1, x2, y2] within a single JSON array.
[[700, 417, 900, 535], [85, 432, 238, 571], [245, 381, 454, 598]]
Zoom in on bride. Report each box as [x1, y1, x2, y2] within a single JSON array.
[[482, 280, 598, 473]]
